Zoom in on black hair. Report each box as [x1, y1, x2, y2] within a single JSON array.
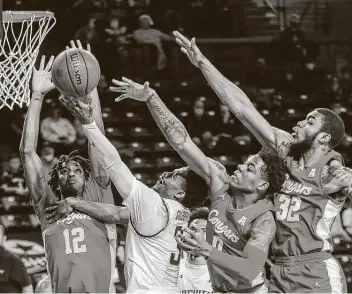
[[188, 207, 209, 226], [179, 167, 209, 209], [48, 150, 90, 193], [316, 108, 345, 148], [258, 147, 287, 194]]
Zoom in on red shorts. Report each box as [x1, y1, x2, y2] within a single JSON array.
[[269, 252, 347, 293]]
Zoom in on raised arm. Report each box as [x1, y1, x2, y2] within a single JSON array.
[[110, 78, 229, 189], [59, 95, 134, 199], [19, 56, 56, 214], [177, 211, 276, 283], [173, 31, 292, 155], [67, 40, 111, 190], [46, 197, 130, 225], [59, 96, 170, 235]]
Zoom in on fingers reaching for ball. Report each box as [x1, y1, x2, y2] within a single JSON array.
[[66, 40, 91, 53], [110, 77, 152, 103], [44, 56, 55, 72], [36, 55, 55, 72], [115, 94, 128, 102]]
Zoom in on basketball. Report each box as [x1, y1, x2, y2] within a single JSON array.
[[51, 48, 100, 98]]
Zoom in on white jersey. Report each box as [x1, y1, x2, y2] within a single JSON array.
[[123, 179, 190, 293], [178, 258, 213, 294]]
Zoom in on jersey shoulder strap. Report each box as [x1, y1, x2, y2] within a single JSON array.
[[243, 198, 274, 230]]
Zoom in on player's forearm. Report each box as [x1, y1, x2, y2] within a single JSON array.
[[198, 57, 252, 116], [19, 92, 45, 153], [146, 91, 189, 150], [146, 92, 211, 180], [89, 88, 105, 135], [82, 121, 123, 169], [206, 246, 266, 283], [68, 198, 126, 224], [87, 88, 111, 187]]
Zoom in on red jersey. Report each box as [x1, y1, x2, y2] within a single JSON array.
[[273, 150, 345, 257], [206, 185, 274, 293], [31, 175, 116, 293], [43, 212, 116, 293]]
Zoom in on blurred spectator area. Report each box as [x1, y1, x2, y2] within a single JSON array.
[[1, 0, 352, 291]]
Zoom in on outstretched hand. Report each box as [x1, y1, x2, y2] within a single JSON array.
[[110, 77, 154, 103], [59, 95, 93, 125], [173, 31, 203, 67], [45, 199, 73, 224], [176, 227, 212, 258], [32, 55, 55, 94], [66, 39, 91, 53]]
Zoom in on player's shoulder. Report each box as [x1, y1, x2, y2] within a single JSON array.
[[322, 158, 344, 179], [251, 210, 276, 234]]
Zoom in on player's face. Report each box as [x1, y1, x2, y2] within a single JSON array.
[[152, 168, 187, 197], [58, 160, 85, 197], [9, 157, 21, 173], [289, 110, 325, 156], [230, 155, 267, 194], [189, 219, 207, 242]]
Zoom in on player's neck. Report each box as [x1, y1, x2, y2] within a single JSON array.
[[300, 146, 330, 169], [188, 255, 207, 265], [232, 194, 256, 210]]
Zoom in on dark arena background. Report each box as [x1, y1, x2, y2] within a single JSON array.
[[0, 0, 352, 292]]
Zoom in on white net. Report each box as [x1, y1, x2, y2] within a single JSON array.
[[0, 11, 56, 110]]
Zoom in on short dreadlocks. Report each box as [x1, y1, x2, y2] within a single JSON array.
[[48, 150, 91, 193]]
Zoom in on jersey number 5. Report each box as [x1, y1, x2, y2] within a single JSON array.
[[276, 194, 302, 222], [63, 227, 87, 255], [169, 225, 182, 265]]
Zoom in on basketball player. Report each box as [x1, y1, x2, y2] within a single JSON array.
[[110, 78, 287, 293], [19, 42, 116, 293], [174, 31, 352, 292], [47, 93, 209, 293], [177, 207, 212, 294]]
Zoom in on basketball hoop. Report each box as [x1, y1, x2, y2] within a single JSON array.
[[0, 11, 56, 110]]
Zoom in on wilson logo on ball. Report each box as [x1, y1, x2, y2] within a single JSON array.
[[69, 52, 83, 86]]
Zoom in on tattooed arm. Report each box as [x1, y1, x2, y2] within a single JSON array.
[[110, 78, 229, 190], [177, 211, 276, 283], [321, 160, 352, 201]]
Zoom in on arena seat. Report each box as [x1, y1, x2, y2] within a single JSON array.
[[156, 155, 183, 170], [129, 156, 155, 170]]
